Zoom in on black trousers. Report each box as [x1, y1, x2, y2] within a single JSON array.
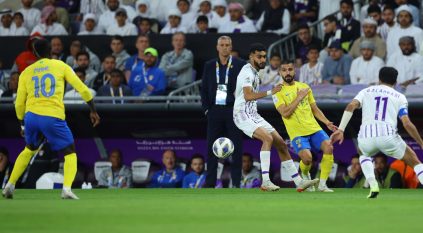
[[205, 106, 243, 188]]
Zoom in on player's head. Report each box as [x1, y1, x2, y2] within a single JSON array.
[[379, 67, 398, 86], [249, 43, 267, 70], [162, 150, 176, 170], [190, 154, 205, 174], [242, 153, 254, 173], [279, 60, 295, 84], [32, 38, 51, 59]]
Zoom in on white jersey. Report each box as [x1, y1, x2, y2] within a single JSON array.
[[234, 63, 260, 114], [354, 85, 408, 139]]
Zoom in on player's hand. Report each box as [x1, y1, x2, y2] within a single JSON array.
[[90, 111, 101, 127], [271, 84, 282, 94], [297, 88, 309, 100], [147, 84, 154, 91], [326, 122, 338, 132], [330, 130, 344, 145]]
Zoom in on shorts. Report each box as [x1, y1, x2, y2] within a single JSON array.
[[24, 112, 74, 151], [291, 130, 329, 154], [358, 134, 407, 160], [233, 110, 275, 138]]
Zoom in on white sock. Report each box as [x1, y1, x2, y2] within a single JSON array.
[[319, 178, 327, 188], [63, 186, 71, 192], [260, 151, 271, 181], [281, 159, 302, 186], [413, 163, 423, 184], [359, 156, 378, 189]]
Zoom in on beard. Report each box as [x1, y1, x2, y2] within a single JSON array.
[[254, 60, 266, 70], [282, 75, 294, 83]]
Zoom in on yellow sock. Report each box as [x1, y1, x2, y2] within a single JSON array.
[[9, 147, 36, 185], [299, 160, 311, 176], [63, 153, 77, 188], [320, 154, 334, 180]]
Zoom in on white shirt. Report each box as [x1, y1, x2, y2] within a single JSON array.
[[379, 22, 397, 42], [160, 24, 187, 34], [354, 85, 408, 137], [18, 7, 41, 32], [149, 0, 178, 23], [350, 56, 384, 85], [106, 23, 138, 36], [386, 25, 423, 57], [299, 62, 324, 85], [98, 5, 136, 32], [80, 0, 107, 18], [210, 11, 229, 29], [180, 11, 197, 29], [218, 16, 257, 33], [386, 52, 423, 84], [31, 23, 68, 36], [258, 65, 281, 92], [10, 24, 29, 36], [234, 63, 260, 113], [64, 88, 97, 104], [0, 26, 12, 36], [77, 27, 103, 35], [255, 9, 291, 35]]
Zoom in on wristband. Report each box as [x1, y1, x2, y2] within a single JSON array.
[[339, 111, 353, 131], [266, 90, 272, 96]]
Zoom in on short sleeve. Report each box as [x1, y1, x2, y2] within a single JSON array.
[[273, 92, 286, 109], [306, 84, 316, 104], [398, 94, 409, 118], [240, 70, 253, 88], [353, 90, 365, 108]]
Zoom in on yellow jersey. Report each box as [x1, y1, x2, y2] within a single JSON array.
[[273, 81, 322, 140], [15, 58, 93, 120]]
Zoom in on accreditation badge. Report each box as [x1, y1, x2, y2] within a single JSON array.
[[215, 84, 228, 105]]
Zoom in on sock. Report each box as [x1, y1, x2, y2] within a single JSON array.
[[281, 159, 302, 186], [413, 163, 423, 185], [299, 160, 311, 177], [319, 154, 334, 187], [8, 147, 36, 185], [359, 155, 378, 189], [63, 153, 78, 189], [260, 151, 270, 181]]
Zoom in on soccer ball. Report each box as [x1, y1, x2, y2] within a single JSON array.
[[212, 137, 234, 159]]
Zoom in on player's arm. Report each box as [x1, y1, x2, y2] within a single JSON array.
[[330, 99, 361, 144], [400, 115, 423, 147], [310, 103, 337, 131], [15, 71, 28, 134], [275, 88, 309, 118], [243, 84, 281, 101]]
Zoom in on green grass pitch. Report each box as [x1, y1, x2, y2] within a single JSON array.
[[0, 189, 422, 233]]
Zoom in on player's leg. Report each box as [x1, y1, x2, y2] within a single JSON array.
[[60, 144, 79, 199], [298, 149, 314, 191], [357, 137, 379, 198], [311, 130, 334, 192], [252, 127, 274, 185]]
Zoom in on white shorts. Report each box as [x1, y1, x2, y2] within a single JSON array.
[[358, 134, 407, 160], [233, 110, 275, 138]]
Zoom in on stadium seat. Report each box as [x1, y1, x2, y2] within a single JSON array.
[[339, 84, 368, 102], [94, 161, 112, 182], [131, 159, 161, 188], [253, 161, 261, 171], [405, 84, 423, 102], [310, 84, 338, 103], [36, 172, 64, 189]]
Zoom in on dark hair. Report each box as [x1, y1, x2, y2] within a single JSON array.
[[351, 154, 360, 160], [340, 0, 353, 7], [367, 4, 381, 14], [249, 43, 266, 55], [139, 17, 151, 25], [32, 38, 51, 58], [382, 5, 394, 12], [243, 152, 253, 161], [190, 153, 204, 163], [13, 12, 24, 19], [73, 67, 86, 76], [270, 53, 281, 59], [110, 68, 124, 78], [109, 149, 123, 160], [0, 146, 9, 158], [103, 54, 116, 61], [10, 71, 20, 77], [177, 0, 190, 5], [281, 59, 295, 65], [324, 14, 338, 23], [76, 50, 90, 60], [374, 153, 387, 161], [137, 34, 149, 41], [307, 44, 320, 53], [197, 15, 208, 24], [379, 67, 398, 85], [111, 35, 124, 43], [297, 23, 310, 31]]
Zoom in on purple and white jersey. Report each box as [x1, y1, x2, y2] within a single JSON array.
[[234, 63, 260, 114], [354, 85, 408, 138]]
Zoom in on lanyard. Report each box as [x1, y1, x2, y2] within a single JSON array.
[[110, 86, 123, 104], [158, 170, 176, 183], [194, 174, 205, 188], [142, 64, 149, 84], [216, 56, 232, 84]]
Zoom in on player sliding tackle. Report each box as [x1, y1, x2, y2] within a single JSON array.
[[273, 60, 337, 192], [2, 38, 100, 200], [331, 67, 423, 198], [233, 43, 318, 191]]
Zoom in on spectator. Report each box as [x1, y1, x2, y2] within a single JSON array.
[[64, 67, 96, 104], [1, 72, 19, 98], [367, 4, 383, 29], [255, 0, 290, 35], [18, 0, 41, 32], [106, 8, 138, 36], [149, 0, 179, 23], [299, 45, 324, 85], [359, 0, 382, 23], [374, 153, 403, 188], [295, 24, 322, 65], [387, 36, 423, 87], [379, 5, 396, 42], [160, 9, 187, 34], [288, 0, 318, 26], [110, 35, 130, 71], [349, 18, 386, 59], [395, 0, 420, 27], [80, 0, 106, 19], [159, 32, 194, 89], [344, 155, 365, 188], [77, 13, 102, 35], [259, 53, 282, 91], [387, 5, 423, 57], [0, 59, 7, 92], [74, 51, 98, 87], [318, 0, 340, 29], [136, 17, 155, 35], [65, 40, 82, 68], [93, 55, 116, 91], [0, 9, 14, 36], [322, 41, 352, 85], [189, 15, 211, 33], [31, 6, 68, 35], [149, 150, 185, 188], [177, 0, 196, 29], [338, 0, 361, 51], [43, 0, 70, 30], [98, 0, 136, 32], [218, 3, 257, 33], [322, 15, 343, 49], [135, 0, 151, 18], [11, 12, 29, 36], [128, 47, 166, 96], [50, 37, 66, 62], [196, 0, 214, 22], [125, 34, 150, 82], [210, 0, 229, 29], [13, 32, 42, 73], [182, 154, 207, 188], [350, 40, 384, 85], [97, 69, 132, 104], [98, 149, 132, 188], [0, 146, 10, 185], [240, 153, 261, 188]]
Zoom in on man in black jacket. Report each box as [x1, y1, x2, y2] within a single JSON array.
[[201, 36, 246, 188]]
